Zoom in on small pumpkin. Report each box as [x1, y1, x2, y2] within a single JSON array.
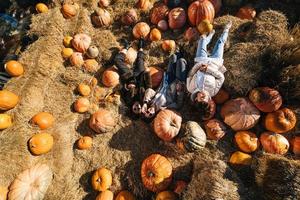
[[72, 33, 91, 53], [260, 132, 289, 155], [126, 47, 138, 65], [90, 77, 98, 87], [141, 154, 172, 192], [209, 0, 222, 13], [91, 167, 112, 192], [184, 27, 198, 42], [0, 186, 8, 200], [74, 97, 90, 113], [31, 112, 54, 130], [8, 164, 53, 200], [0, 114, 12, 130], [0, 90, 19, 111], [28, 133, 54, 155], [4, 60, 24, 77], [77, 136, 93, 150], [137, 0, 151, 11], [212, 88, 230, 104], [290, 136, 300, 155], [168, 7, 187, 30], [62, 48, 74, 59], [220, 98, 260, 131], [96, 190, 114, 200], [133, 22, 151, 39], [176, 121, 206, 152], [89, 109, 116, 133], [92, 8, 111, 27], [61, 4, 77, 19], [86, 45, 99, 59], [229, 151, 252, 166], [102, 67, 120, 88], [83, 59, 100, 73], [70, 52, 84, 67], [173, 180, 187, 194], [122, 9, 138, 26], [154, 109, 182, 142], [157, 20, 168, 32], [249, 87, 282, 113], [236, 6, 256, 20], [264, 108, 296, 134], [99, 0, 110, 8], [115, 190, 135, 200], [204, 119, 227, 140], [150, 3, 169, 25], [188, 0, 215, 26], [197, 19, 213, 35], [78, 83, 91, 96], [234, 131, 259, 153], [150, 28, 162, 42], [35, 3, 48, 13], [149, 66, 164, 89], [156, 191, 177, 200], [63, 36, 73, 47], [162, 40, 176, 52]]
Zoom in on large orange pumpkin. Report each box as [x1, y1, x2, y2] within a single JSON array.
[[89, 109, 116, 133], [154, 109, 182, 142], [0, 90, 19, 111], [4, 60, 24, 77], [249, 87, 282, 113], [150, 3, 169, 25], [61, 3, 78, 19], [149, 66, 164, 88], [229, 151, 252, 166], [188, 0, 215, 26], [31, 112, 54, 130], [212, 88, 230, 104], [115, 190, 135, 200], [220, 98, 260, 131], [28, 133, 54, 155], [168, 7, 187, 30], [260, 132, 289, 155], [236, 6, 256, 20], [156, 191, 177, 200], [141, 154, 172, 192], [133, 22, 151, 39], [209, 0, 222, 14], [264, 108, 296, 134], [290, 136, 300, 156], [91, 168, 112, 192], [96, 190, 114, 200], [204, 119, 227, 140], [102, 67, 120, 88], [234, 131, 260, 153]]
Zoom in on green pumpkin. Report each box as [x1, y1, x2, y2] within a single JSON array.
[[224, 0, 243, 6], [177, 121, 207, 152]]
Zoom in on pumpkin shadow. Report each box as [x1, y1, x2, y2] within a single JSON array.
[[76, 117, 94, 136], [79, 170, 98, 199]]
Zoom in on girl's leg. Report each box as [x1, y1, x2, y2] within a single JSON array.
[[195, 30, 215, 58], [167, 53, 177, 83], [114, 51, 132, 81], [176, 58, 187, 82], [133, 50, 145, 77]]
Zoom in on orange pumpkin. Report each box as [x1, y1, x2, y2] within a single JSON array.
[[89, 109, 116, 133], [0, 114, 13, 130], [0, 90, 19, 111], [188, 0, 215, 26], [156, 191, 177, 200], [236, 6, 256, 20], [35, 3, 48, 13], [149, 66, 164, 89], [70, 52, 84, 67], [150, 28, 162, 42], [209, 0, 222, 14], [28, 133, 54, 155], [173, 180, 187, 194], [249, 87, 282, 113], [74, 97, 90, 113], [229, 151, 252, 165], [220, 98, 260, 131], [83, 59, 100, 73], [102, 67, 120, 88], [91, 8, 111, 27], [78, 83, 91, 96], [61, 4, 77, 19], [162, 40, 176, 52], [141, 154, 172, 192], [204, 119, 227, 140], [31, 112, 55, 130], [96, 190, 114, 200], [260, 132, 289, 155], [72, 34, 91, 53], [212, 88, 230, 104], [4, 60, 24, 77], [184, 27, 198, 42], [122, 9, 138, 26], [264, 108, 296, 134], [137, 0, 151, 11], [234, 131, 260, 153], [168, 7, 186, 30], [154, 109, 182, 142], [0, 186, 8, 200], [133, 22, 151, 39], [150, 3, 169, 25], [77, 136, 93, 150], [115, 190, 135, 200], [290, 136, 300, 155], [91, 168, 112, 192]]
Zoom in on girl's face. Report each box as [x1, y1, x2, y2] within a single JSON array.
[[196, 91, 209, 103]]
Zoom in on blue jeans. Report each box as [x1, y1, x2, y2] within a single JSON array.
[[195, 30, 229, 59], [167, 53, 187, 84]]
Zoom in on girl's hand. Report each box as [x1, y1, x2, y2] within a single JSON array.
[[199, 64, 208, 72], [141, 103, 148, 114]]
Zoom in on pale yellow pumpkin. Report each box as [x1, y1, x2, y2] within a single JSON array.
[[0, 114, 13, 130]]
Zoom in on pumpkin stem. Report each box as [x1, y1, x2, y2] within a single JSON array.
[[147, 171, 154, 177], [97, 178, 101, 183], [170, 120, 177, 128]]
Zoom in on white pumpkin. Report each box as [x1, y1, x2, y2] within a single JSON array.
[[8, 163, 53, 200]]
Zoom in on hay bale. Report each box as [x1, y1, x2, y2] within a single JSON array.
[[253, 153, 300, 200]]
